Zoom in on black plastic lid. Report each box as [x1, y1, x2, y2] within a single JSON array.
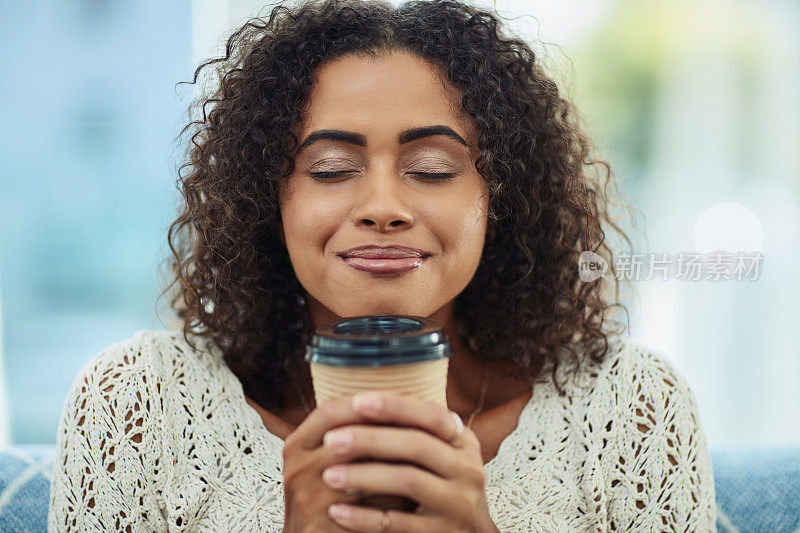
[[304, 315, 453, 367]]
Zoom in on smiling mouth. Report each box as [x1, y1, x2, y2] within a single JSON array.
[[341, 256, 427, 274]]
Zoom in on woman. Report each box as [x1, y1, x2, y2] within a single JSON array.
[[48, 0, 717, 531]]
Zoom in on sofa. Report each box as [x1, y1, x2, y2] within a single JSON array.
[[1, 444, 798, 532]]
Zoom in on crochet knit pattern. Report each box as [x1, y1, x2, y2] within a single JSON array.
[[48, 329, 716, 531]]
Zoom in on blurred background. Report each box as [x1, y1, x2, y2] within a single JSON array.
[[0, 0, 797, 449]]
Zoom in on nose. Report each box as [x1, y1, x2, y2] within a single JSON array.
[[351, 170, 414, 232]]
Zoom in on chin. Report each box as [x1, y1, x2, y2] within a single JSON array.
[[334, 300, 431, 318]]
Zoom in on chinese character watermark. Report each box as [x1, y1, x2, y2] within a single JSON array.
[[578, 250, 763, 282]]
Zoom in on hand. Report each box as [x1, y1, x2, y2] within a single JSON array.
[[282, 394, 378, 532], [320, 392, 499, 533]]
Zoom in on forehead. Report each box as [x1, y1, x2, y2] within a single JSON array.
[[297, 51, 478, 146]]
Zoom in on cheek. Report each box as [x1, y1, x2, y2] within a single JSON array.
[[427, 199, 487, 262], [282, 190, 343, 254]]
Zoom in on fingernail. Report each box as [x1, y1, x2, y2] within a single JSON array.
[[324, 430, 352, 452], [329, 503, 350, 521], [323, 466, 346, 487], [352, 392, 382, 413]]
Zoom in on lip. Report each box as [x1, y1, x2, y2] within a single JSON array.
[[337, 245, 432, 259], [341, 256, 427, 274], [337, 245, 432, 274]]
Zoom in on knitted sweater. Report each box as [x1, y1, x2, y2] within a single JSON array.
[[48, 329, 717, 531]]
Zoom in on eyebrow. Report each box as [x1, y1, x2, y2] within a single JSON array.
[[294, 125, 470, 154]]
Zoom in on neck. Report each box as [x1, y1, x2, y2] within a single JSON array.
[[432, 304, 530, 418]]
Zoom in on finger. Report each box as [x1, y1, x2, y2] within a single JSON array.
[[350, 392, 476, 448], [286, 394, 365, 450], [322, 425, 464, 479], [322, 462, 454, 514], [328, 503, 443, 533]]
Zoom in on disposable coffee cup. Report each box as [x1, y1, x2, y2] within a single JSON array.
[[305, 315, 453, 512]]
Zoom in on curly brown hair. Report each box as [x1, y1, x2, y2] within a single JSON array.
[[159, 0, 636, 410]]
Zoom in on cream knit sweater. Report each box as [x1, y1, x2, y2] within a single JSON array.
[[48, 329, 716, 531]]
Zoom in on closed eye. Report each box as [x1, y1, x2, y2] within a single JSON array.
[[309, 171, 456, 181]]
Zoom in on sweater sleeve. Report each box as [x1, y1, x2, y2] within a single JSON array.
[[604, 345, 717, 532], [48, 332, 169, 532]]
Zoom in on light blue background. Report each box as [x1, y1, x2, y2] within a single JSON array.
[[0, 0, 192, 443]]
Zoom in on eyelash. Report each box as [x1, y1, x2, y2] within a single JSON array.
[[309, 171, 456, 181]]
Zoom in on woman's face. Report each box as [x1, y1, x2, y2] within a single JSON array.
[[278, 50, 490, 324]]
